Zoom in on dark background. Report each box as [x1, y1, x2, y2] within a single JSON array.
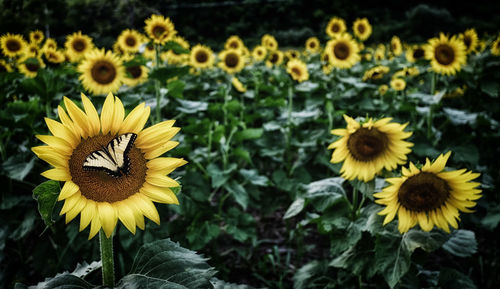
[[1, 0, 499, 50]]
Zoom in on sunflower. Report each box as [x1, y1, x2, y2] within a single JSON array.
[[390, 78, 406, 91], [18, 56, 45, 78], [29, 30, 44, 45], [231, 77, 246, 93], [390, 36, 403, 56], [42, 38, 58, 53], [190, 44, 214, 69], [305, 37, 321, 53], [328, 115, 413, 182], [325, 33, 360, 69], [362, 65, 390, 81], [491, 35, 500, 56], [225, 35, 244, 51], [326, 16, 346, 38], [378, 84, 388, 96], [144, 14, 176, 45], [261, 34, 278, 51], [78, 49, 125, 95], [286, 59, 309, 82], [374, 152, 481, 233], [32, 93, 186, 239], [424, 33, 466, 76], [123, 65, 149, 87], [218, 49, 245, 74], [0, 59, 13, 73], [65, 31, 94, 62], [25, 43, 42, 58], [393, 67, 419, 79], [142, 43, 156, 60], [265, 49, 284, 67], [374, 45, 386, 61], [285, 49, 300, 61], [163, 36, 190, 65], [252, 45, 267, 61], [44, 49, 66, 64], [405, 45, 425, 62], [1, 33, 28, 58], [460, 28, 478, 54], [353, 18, 372, 41], [117, 29, 143, 54]]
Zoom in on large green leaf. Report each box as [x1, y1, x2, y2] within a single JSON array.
[[32, 180, 60, 227], [442, 229, 477, 257], [126, 239, 216, 289], [375, 232, 411, 289], [303, 177, 345, 212]]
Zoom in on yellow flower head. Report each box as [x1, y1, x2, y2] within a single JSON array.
[[326, 17, 347, 38], [286, 59, 309, 82], [424, 33, 467, 76], [144, 14, 176, 44], [353, 18, 372, 41]]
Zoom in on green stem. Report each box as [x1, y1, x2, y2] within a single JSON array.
[[285, 86, 294, 171], [154, 44, 161, 123], [427, 72, 437, 140], [351, 184, 359, 219], [99, 230, 115, 288]]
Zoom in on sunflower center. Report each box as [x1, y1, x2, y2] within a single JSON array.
[[309, 42, 316, 48], [195, 51, 208, 63], [270, 52, 279, 63], [347, 127, 388, 161], [229, 41, 239, 49], [6, 39, 21, 52], [398, 172, 450, 212], [413, 48, 424, 59], [26, 62, 40, 72], [331, 24, 340, 33], [434, 44, 455, 65], [225, 53, 239, 68], [333, 42, 350, 60], [357, 24, 366, 34], [291, 67, 301, 77], [69, 134, 147, 203], [152, 25, 166, 38], [125, 36, 136, 47], [91, 60, 117, 84], [34, 34, 41, 40], [127, 66, 142, 79], [464, 36, 471, 49], [72, 39, 86, 52]]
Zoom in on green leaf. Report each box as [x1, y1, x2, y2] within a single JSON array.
[[375, 232, 411, 289], [1, 155, 35, 181], [224, 180, 249, 210], [293, 260, 329, 289], [176, 99, 208, 114], [402, 229, 448, 253], [163, 40, 191, 54], [438, 267, 477, 289], [442, 229, 477, 257], [149, 66, 190, 83], [127, 238, 216, 288], [284, 198, 305, 219], [15, 261, 100, 288], [304, 177, 345, 212], [295, 81, 319, 92], [235, 128, 263, 142], [168, 79, 185, 98], [233, 147, 252, 164], [480, 80, 498, 97], [32, 180, 60, 227], [239, 169, 269, 186], [187, 221, 221, 250]]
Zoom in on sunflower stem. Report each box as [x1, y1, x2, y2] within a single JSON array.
[[99, 230, 115, 288], [351, 184, 359, 219], [154, 43, 161, 123], [285, 85, 294, 171]]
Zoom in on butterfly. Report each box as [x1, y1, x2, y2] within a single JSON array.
[[83, 133, 137, 178]]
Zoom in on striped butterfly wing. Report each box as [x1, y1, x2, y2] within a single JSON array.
[[83, 133, 137, 177]]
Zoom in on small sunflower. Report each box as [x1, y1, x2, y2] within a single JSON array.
[[265, 49, 284, 67], [18, 56, 45, 78], [378, 84, 388, 96], [362, 65, 390, 81], [78, 49, 125, 95], [424, 33, 466, 76], [326, 17, 346, 38], [374, 45, 386, 61], [1, 33, 28, 58], [225, 35, 244, 51], [32, 93, 186, 239], [374, 152, 481, 233], [491, 35, 500, 56], [162, 36, 190, 65], [142, 43, 156, 60], [261, 34, 278, 51], [190, 44, 214, 69], [123, 65, 149, 87], [325, 33, 360, 69], [393, 67, 419, 79], [328, 115, 413, 182], [42, 38, 58, 53], [305, 37, 321, 53], [0, 59, 13, 73], [286, 59, 309, 82], [353, 18, 372, 41], [65, 31, 94, 62], [218, 49, 245, 74], [285, 49, 300, 61], [390, 78, 406, 91], [144, 14, 176, 45], [29, 30, 44, 45], [117, 29, 143, 54], [460, 28, 479, 54], [252, 45, 267, 61], [44, 49, 66, 64], [405, 45, 425, 62], [390, 36, 403, 56], [231, 77, 246, 93]]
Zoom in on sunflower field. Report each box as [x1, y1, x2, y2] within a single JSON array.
[[1, 1, 500, 289]]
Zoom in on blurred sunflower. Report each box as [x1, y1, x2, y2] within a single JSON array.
[[425, 33, 466, 76], [78, 49, 125, 95], [393, 67, 419, 79], [225, 35, 244, 51], [190, 44, 214, 69], [117, 29, 143, 54], [261, 34, 278, 51], [65, 31, 94, 62], [390, 36, 403, 56], [1, 33, 28, 58], [286, 59, 309, 82], [162, 36, 190, 65], [326, 33, 360, 69], [144, 14, 176, 45], [305, 37, 321, 53], [18, 56, 45, 78], [405, 45, 425, 63], [42, 38, 58, 52], [32, 93, 186, 239], [362, 65, 389, 81], [265, 49, 284, 67], [29, 30, 44, 45], [123, 65, 149, 87], [491, 35, 500, 56], [378, 84, 388, 96], [252, 45, 267, 61], [218, 49, 245, 74], [0, 59, 13, 72], [353, 18, 372, 41], [390, 78, 406, 91], [460, 28, 478, 54], [44, 49, 66, 64], [374, 152, 481, 233], [231, 77, 246, 93], [285, 49, 300, 61], [328, 115, 413, 182], [326, 16, 346, 38], [25, 43, 41, 58], [142, 43, 156, 60]]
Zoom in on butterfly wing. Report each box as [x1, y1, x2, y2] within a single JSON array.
[[83, 133, 137, 177]]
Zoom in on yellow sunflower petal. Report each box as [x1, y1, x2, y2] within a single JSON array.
[[98, 202, 118, 238], [80, 93, 101, 136]]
